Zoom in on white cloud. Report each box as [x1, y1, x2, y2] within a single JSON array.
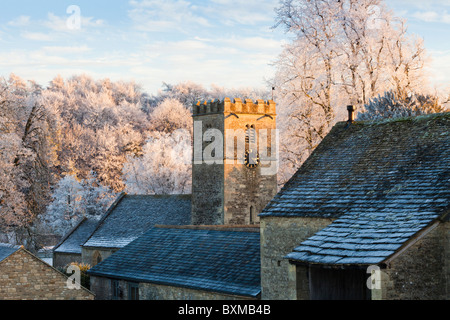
[[41, 45, 92, 54], [44, 12, 105, 32], [389, 0, 450, 9], [7, 16, 31, 27], [128, 0, 210, 32], [428, 50, 450, 88], [202, 0, 278, 27], [411, 10, 450, 24], [21, 32, 54, 42]]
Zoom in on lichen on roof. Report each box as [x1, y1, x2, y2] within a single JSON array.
[[83, 194, 192, 249], [261, 112, 449, 219], [262, 112, 449, 266], [88, 227, 261, 298]]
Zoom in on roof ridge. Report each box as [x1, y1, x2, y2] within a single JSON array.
[[344, 111, 450, 126], [53, 216, 88, 252], [80, 192, 127, 247]]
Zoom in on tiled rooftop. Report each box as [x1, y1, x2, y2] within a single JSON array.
[[88, 226, 261, 298], [0, 243, 21, 262], [53, 217, 99, 254], [262, 113, 450, 266], [83, 194, 191, 249], [261, 113, 449, 219]]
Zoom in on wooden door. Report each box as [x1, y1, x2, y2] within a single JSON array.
[[309, 266, 371, 300]]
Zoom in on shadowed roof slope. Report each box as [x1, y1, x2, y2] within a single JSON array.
[[0, 243, 21, 263], [87, 227, 261, 298], [53, 217, 99, 254], [83, 194, 191, 249], [272, 112, 450, 266]]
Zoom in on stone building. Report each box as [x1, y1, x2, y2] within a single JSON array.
[[191, 98, 278, 225], [260, 112, 449, 300], [88, 225, 261, 300], [85, 98, 278, 300], [52, 216, 99, 268], [0, 243, 94, 300], [81, 194, 191, 267]]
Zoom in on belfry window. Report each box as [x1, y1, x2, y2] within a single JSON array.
[[245, 125, 259, 168], [245, 124, 256, 147], [250, 205, 259, 224]]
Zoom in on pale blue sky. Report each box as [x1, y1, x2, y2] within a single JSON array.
[[0, 0, 449, 94]]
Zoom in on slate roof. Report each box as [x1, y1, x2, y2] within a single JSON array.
[[261, 113, 450, 219], [83, 194, 191, 249], [88, 227, 261, 298], [0, 243, 21, 262], [262, 112, 450, 266], [53, 217, 99, 254]]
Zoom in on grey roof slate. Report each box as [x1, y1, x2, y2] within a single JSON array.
[[88, 227, 261, 298], [267, 113, 450, 266], [0, 243, 21, 262], [83, 194, 191, 249], [53, 217, 100, 254], [261, 113, 450, 219]]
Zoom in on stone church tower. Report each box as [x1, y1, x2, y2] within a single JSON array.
[[191, 98, 277, 225]]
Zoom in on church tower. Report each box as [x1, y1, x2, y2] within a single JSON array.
[[191, 98, 277, 225]]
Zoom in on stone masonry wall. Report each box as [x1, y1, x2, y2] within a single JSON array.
[[383, 221, 449, 300], [90, 275, 257, 300], [191, 113, 225, 225], [53, 252, 82, 269], [89, 275, 112, 300], [81, 247, 116, 267], [191, 99, 277, 226], [260, 216, 333, 300], [140, 282, 257, 300], [0, 249, 93, 300], [223, 113, 277, 225]]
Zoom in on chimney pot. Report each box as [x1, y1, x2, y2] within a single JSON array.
[[347, 105, 355, 123]]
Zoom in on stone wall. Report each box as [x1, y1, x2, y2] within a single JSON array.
[[53, 252, 82, 269], [81, 247, 116, 267], [191, 99, 277, 226], [223, 112, 277, 225], [90, 276, 257, 300], [260, 216, 334, 300], [382, 221, 449, 300], [140, 282, 257, 300], [191, 112, 225, 225], [0, 249, 94, 300], [90, 276, 112, 300]]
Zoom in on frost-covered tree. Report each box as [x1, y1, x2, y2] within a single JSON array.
[[41, 74, 149, 191], [357, 90, 446, 121], [42, 174, 116, 236], [149, 98, 192, 134], [273, 0, 430, 185], [152, 81, 210, 110], [0, 75, 59, 247], [122, 130, 192, 195]]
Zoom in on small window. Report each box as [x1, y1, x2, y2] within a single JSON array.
[[128, 283, 139, 300], [245, 125, 256, 146], [112, 280, 120, 300], [250, 205, 259, 224], [93, 251, 103, 266]]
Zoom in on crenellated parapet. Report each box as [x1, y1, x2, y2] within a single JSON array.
[[193, 98, 276, 116]]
